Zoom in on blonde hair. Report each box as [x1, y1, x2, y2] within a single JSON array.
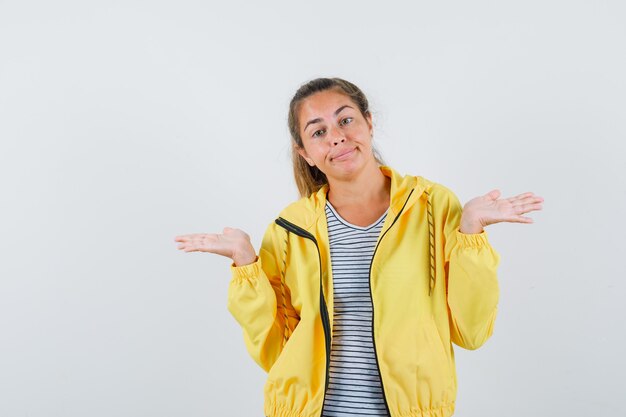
[[287, 77, 385, 198]]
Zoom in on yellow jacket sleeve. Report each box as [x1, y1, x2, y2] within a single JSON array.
[[226, 222, 300, 372], [439, 186, 501, 350]]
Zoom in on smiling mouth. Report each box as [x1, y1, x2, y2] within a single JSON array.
[[332, 148, 356, 161]]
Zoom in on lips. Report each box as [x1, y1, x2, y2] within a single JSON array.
[[332, 148, 356, 160]]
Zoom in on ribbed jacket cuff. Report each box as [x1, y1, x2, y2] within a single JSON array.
[[455, 229, 490, 249], [230, 257, 260, 283]]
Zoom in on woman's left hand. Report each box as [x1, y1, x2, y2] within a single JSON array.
[[459, 190, 544, 234]]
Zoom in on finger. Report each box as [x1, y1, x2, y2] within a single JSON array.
[[176, 240, 194, 251], [509, 192, 543, 203], [517, 216, 534, 223], [196, 236, 228, 253], [189, 233, 218, 243], [183, 241, 208, 252], [506, 192, 533, 203], [178, 244, 194, 252], [503, 215, 534, 224], [486, 189, 501, 200], [512, 203, 543, 215], [175, 235, 201, 242], [223, 227, 242, 235], [515, 195, 544, 205], [176, 233, 206, 241]]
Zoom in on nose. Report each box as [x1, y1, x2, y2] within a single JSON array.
[[327, 124, 346, 145]]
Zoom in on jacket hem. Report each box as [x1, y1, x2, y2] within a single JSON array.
[[396, 402, 455, 417], [263, 401, 455, 417], [264, 401, 317, 417]]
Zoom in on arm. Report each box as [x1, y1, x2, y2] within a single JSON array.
[[226, 221, 300, 372], [439, 186, 501, 350]]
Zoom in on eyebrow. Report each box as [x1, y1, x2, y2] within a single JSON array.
[[303, 105, 354, 133]]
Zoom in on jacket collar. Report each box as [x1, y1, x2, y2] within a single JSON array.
[[278, 165, 432, 232]]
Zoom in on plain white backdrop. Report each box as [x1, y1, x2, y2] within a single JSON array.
[[1, 1, 625, 416]]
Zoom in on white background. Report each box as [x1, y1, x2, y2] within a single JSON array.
[[1, 1, 625, 416]]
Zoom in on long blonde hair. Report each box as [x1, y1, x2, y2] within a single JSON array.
[[287, 77, 386, 198]]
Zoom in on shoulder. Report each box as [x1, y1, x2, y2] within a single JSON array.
[[273, 187, 326, 230], [279, 194, 314, 215], [261, 193, 316, 240], [386, 165, 458, 206], [422, 179, 463, 210]]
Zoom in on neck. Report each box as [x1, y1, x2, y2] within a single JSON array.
[[326, 160, 391, 208]]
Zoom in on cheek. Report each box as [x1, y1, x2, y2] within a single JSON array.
[[308, 143, 328, 158], [314, 151, 329, 163]]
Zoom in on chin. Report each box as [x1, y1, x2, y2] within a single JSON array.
[[331, 156, 366, 177]]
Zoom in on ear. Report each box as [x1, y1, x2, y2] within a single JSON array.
[[365, 112, 373, 135], [295, 145, 315, 167]]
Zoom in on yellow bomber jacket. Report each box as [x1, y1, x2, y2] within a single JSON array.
[[227, 165, 501, 417]]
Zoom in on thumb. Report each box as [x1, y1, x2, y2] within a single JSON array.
[[486, 189, 501, 200]]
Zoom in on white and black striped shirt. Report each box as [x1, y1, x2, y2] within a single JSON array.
[[321, 201, 390, 417]]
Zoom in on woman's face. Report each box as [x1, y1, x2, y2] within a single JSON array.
[[296, 89, 374, 182]]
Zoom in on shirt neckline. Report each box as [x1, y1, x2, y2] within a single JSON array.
[[325, 201, 389, 231]]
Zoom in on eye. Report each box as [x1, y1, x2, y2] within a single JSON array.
[[312, 129, 325, 138], [340, 117, 353, 125]]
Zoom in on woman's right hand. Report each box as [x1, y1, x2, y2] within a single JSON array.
[[174, 227, 258, 267]]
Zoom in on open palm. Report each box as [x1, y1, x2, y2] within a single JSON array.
[[174, 227, 257, 266], [463, 190, 544, 228]]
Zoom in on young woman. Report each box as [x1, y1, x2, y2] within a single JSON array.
[[175, 78, 543, 417]]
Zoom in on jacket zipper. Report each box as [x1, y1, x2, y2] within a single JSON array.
[[368, 189, 414, 417], [274, 217, 332, 417], [275, 188, 414, 417]]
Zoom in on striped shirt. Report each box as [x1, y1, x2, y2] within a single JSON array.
[[321, 201, 390, 417]]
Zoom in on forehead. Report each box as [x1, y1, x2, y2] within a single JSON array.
[[298, 89, 356, 120]]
